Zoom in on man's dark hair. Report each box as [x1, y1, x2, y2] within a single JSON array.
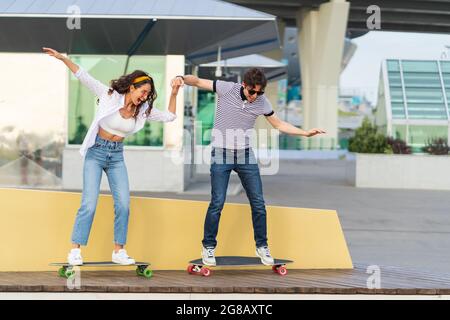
[[243, 68, 267, 90]]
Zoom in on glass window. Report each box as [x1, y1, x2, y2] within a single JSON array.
[[392, 125, 407, 140], [440, 62, 450, 117], [68, 55, 166, 147], [391, 103, 406, 119], [442, 73, 450, 87], [0, 53, 64, 190], [403, 72, 441, 88], [195, 90, 216, 145], [386, 61, 405, 119], [440, 61, 450, 73], [387, 60, 400, 72], [389, 87, 404, 102], [408, 125, 448, 149], [408, 104, 447, 120], [405, 87, 444, 102], [395, 60, 448, 120], [402, 60, 439, 73], [388, 73, 402, 87]]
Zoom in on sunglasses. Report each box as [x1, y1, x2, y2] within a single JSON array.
[[246, 87, 264, 96]]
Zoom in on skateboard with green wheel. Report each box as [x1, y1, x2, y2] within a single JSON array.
[[187, 256, 293, 277], [50, 261, 153, 279]]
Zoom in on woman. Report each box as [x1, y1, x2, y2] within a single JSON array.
[[43, 47, 182, 265]]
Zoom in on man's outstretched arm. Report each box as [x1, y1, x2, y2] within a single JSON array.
[[171, 75, 213, 91], [265, 113, 326, 137]]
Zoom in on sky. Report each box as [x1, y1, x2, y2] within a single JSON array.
[[340, 31, 450, 105]]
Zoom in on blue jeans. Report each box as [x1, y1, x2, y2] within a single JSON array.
[[202, 147, 268, 248], [71, 135, 130, 246]]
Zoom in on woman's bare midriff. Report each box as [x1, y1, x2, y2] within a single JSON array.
[[98, 126, 125, 142]]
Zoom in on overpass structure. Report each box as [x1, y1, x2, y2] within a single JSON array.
[[227, 0, 450, 148]]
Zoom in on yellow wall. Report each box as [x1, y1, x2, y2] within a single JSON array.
[[0, 188, 352, 271]]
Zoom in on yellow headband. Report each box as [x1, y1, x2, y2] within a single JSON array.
[[133, 76, 151, 84]]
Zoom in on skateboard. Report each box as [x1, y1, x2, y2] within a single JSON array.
[[187, 256, 293, 277], [49, 261, 152, 279]]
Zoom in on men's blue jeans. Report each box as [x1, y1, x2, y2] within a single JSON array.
[[202, 147, 268, 249]]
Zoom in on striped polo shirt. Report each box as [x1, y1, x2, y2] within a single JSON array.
[[211, 80, 274, 150]]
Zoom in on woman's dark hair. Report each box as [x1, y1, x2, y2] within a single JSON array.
[[243, 68, 267, 90], [108, 70, 157, 118]]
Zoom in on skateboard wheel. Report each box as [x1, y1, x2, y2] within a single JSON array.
[[136, 265, 148, 276], [201, 267, 211, 277], [187, 265, 195, 274], [277, 266, 287, 276], [143, 269, 153, 279], [65, 270, 75, 278], [272, 265, 278, 273], [58, 267, 66, 277]]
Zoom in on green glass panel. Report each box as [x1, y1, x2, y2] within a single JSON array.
[[408, 125, 448, 147], [403, 72, 441, 88], [392, 125, 406, 140], [196, 90, 216, 145], [391, 102, 406, 119], [442, 73, 450, 87], [402, 60, 439, 73], [441, 61, 450, 73], [388, 72, 402, 86], [404, 87, 444, 103], [387, 60, 400, 72], [389, 86, 404, 101]]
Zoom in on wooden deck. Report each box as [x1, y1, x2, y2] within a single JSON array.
[[1, 264, 450, 295]]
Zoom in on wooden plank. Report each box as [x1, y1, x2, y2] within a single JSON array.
[[1, 268, 450, 294]]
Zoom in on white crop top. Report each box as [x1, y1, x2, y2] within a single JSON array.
[[99, 111, 136, 137]]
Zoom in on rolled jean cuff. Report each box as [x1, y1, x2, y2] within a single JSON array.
[[71, 238, 88, 246]]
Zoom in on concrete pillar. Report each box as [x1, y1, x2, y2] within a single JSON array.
[[296, 0, 350, 149], [164, 55, 185, 151]]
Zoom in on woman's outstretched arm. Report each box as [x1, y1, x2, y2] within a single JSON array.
[[42, 47, 109, 98]]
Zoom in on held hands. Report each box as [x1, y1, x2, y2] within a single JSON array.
[[170, 76, 185, 89], [306, 128, 327, 137], [170, 77, 184, 95], [42, 47, 65, 60]]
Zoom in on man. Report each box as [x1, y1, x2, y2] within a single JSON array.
[[172, 68, 326, 266]]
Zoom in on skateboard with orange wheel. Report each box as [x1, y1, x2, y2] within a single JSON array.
[[187, 256, 293, 277]]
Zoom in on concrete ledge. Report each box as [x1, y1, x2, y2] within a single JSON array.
[[347, 153, 450, 190], [0, 188, 353, 271], [62, 147, 187, 193]]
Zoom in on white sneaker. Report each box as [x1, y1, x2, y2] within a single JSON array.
[[256, 246, 274, 266], [67, 248, 83, 266], [201, 246, 216, 266], [112, 249, 135, 265]]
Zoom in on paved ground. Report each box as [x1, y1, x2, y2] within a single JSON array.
[[129, 159, 450, 275]]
